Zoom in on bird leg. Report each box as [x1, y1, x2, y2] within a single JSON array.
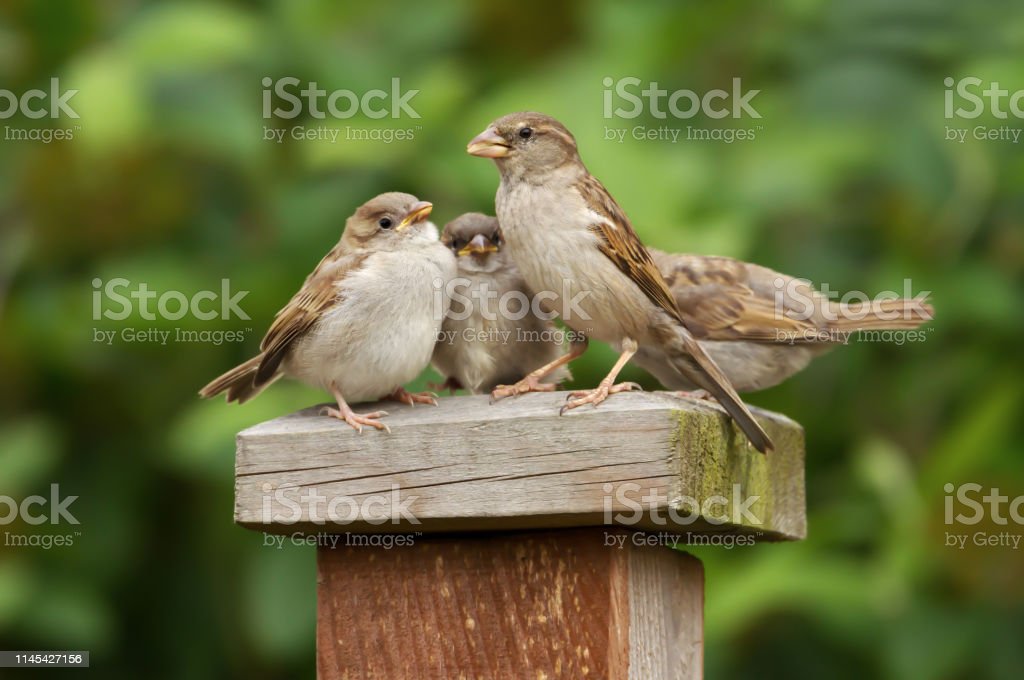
[[561, 338, 642, 414], [322, 382, 390, 433], [388, 386, 439, 407], [427, 376, 463, 395], [491, 337, 589, 402]]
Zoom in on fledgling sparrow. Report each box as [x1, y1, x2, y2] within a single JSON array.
[[430, 212, 570, 394], [199, 192, 456, 433], [467, 112, 773, 453], [635, 249, 934, 393]]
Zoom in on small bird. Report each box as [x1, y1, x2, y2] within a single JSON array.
[[468, 112, 773, 453], [635, 249, 935, 393], [431, 212, 570, 394], [199, 192, 456, 433]]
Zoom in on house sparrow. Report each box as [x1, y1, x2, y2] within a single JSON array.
[[199, 192, 456, 433], [635, 249, 934, 393], [467, 112, 773, 453], [430, 212, 570, 394]]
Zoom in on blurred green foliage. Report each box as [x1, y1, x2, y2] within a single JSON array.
[[0, 0, 1022, 677]]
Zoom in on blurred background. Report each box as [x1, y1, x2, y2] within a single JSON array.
[[1, 0, 1022, 677]]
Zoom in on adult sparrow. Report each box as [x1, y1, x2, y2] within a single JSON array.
[[199, 192, 456, 433], [467, 112, 773, 453], [431, 212, 570, 394], [635, 249, 934, 393]]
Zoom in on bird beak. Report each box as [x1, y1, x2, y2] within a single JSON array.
[[467, 126, 510, 158], [458, 233, 498, 257], [397, 201, 433, 230]]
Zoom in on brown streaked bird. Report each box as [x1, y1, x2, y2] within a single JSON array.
[[199, 192, 456, 433], [467, 112, 773, 453], [635, 250, 935, 393], [431, 212, 570, 394]]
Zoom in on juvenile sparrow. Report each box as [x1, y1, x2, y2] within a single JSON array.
[[636, 249, 934, 393], [468, 112, 773, 453], [199, 192, 456, 433], [431, 212, 570, 394]]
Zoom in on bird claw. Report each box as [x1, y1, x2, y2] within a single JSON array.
[[490, 375, 558, 403], [389, 388, 439, 407], [560, 382, 642, 415], [322, 407, 391, 433]]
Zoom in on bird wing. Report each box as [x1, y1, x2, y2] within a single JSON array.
[[576, 175, 684, 323], [255, 246, 369, 385], [649, 249, 827, 343], [575, 178, 773, 451]]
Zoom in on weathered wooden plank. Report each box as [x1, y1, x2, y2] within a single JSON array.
[[236, 391, 805, 540], [316, 528, 703, 680], [627, 541, 704, 679]]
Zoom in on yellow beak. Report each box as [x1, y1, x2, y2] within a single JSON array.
[[467, 126, 510, 158], [457, 233, 498, 256], [397, 201, 433, 230]]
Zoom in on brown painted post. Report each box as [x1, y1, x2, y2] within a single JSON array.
[[316, 529, 703, 679], [233, 391, 806, 679]]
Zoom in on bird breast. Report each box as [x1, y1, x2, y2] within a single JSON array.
[[496, 180, 655, 343], [287, 243, 454, 402]]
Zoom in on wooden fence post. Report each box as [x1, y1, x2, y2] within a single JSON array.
[[234, 391, 806, 679]]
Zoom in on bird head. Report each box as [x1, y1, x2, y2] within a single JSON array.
[[467, 112, 580, 179], [442, 213, 506, 274], [342, 192, 438, 250]]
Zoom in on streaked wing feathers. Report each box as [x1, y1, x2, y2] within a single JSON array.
[[576, 175, 683, 323], [255, 247, 369, 384], [650, 249, 824, 342]]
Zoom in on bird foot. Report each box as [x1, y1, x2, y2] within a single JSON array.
[[389, 387, 439, 407], [674, 389, 713, 401], [560, 382, 642, 415], [321, 406, 391, 434], [427, 377, 462, 396], [490, 374, 558, 403]]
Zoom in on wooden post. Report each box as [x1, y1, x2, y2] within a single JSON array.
[[234, 391, 806, 679]]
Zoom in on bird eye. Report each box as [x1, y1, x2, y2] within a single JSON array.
[[519, 127, 533, 139], [379, 217, 393, 229]]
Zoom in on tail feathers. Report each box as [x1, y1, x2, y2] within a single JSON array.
[[199, 355, 277, 404], [665, 327, 774, 454], [830, 297, 934, 332]]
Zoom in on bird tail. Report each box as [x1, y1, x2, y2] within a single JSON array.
[[829, 297, 934, 332], [661, 325, 774, 454], [199, 354, 277, 404]]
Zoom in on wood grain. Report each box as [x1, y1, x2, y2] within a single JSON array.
[[627, 543, 703, 679], [236, 391, 805, 540], [316, 528, 703, 680]]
